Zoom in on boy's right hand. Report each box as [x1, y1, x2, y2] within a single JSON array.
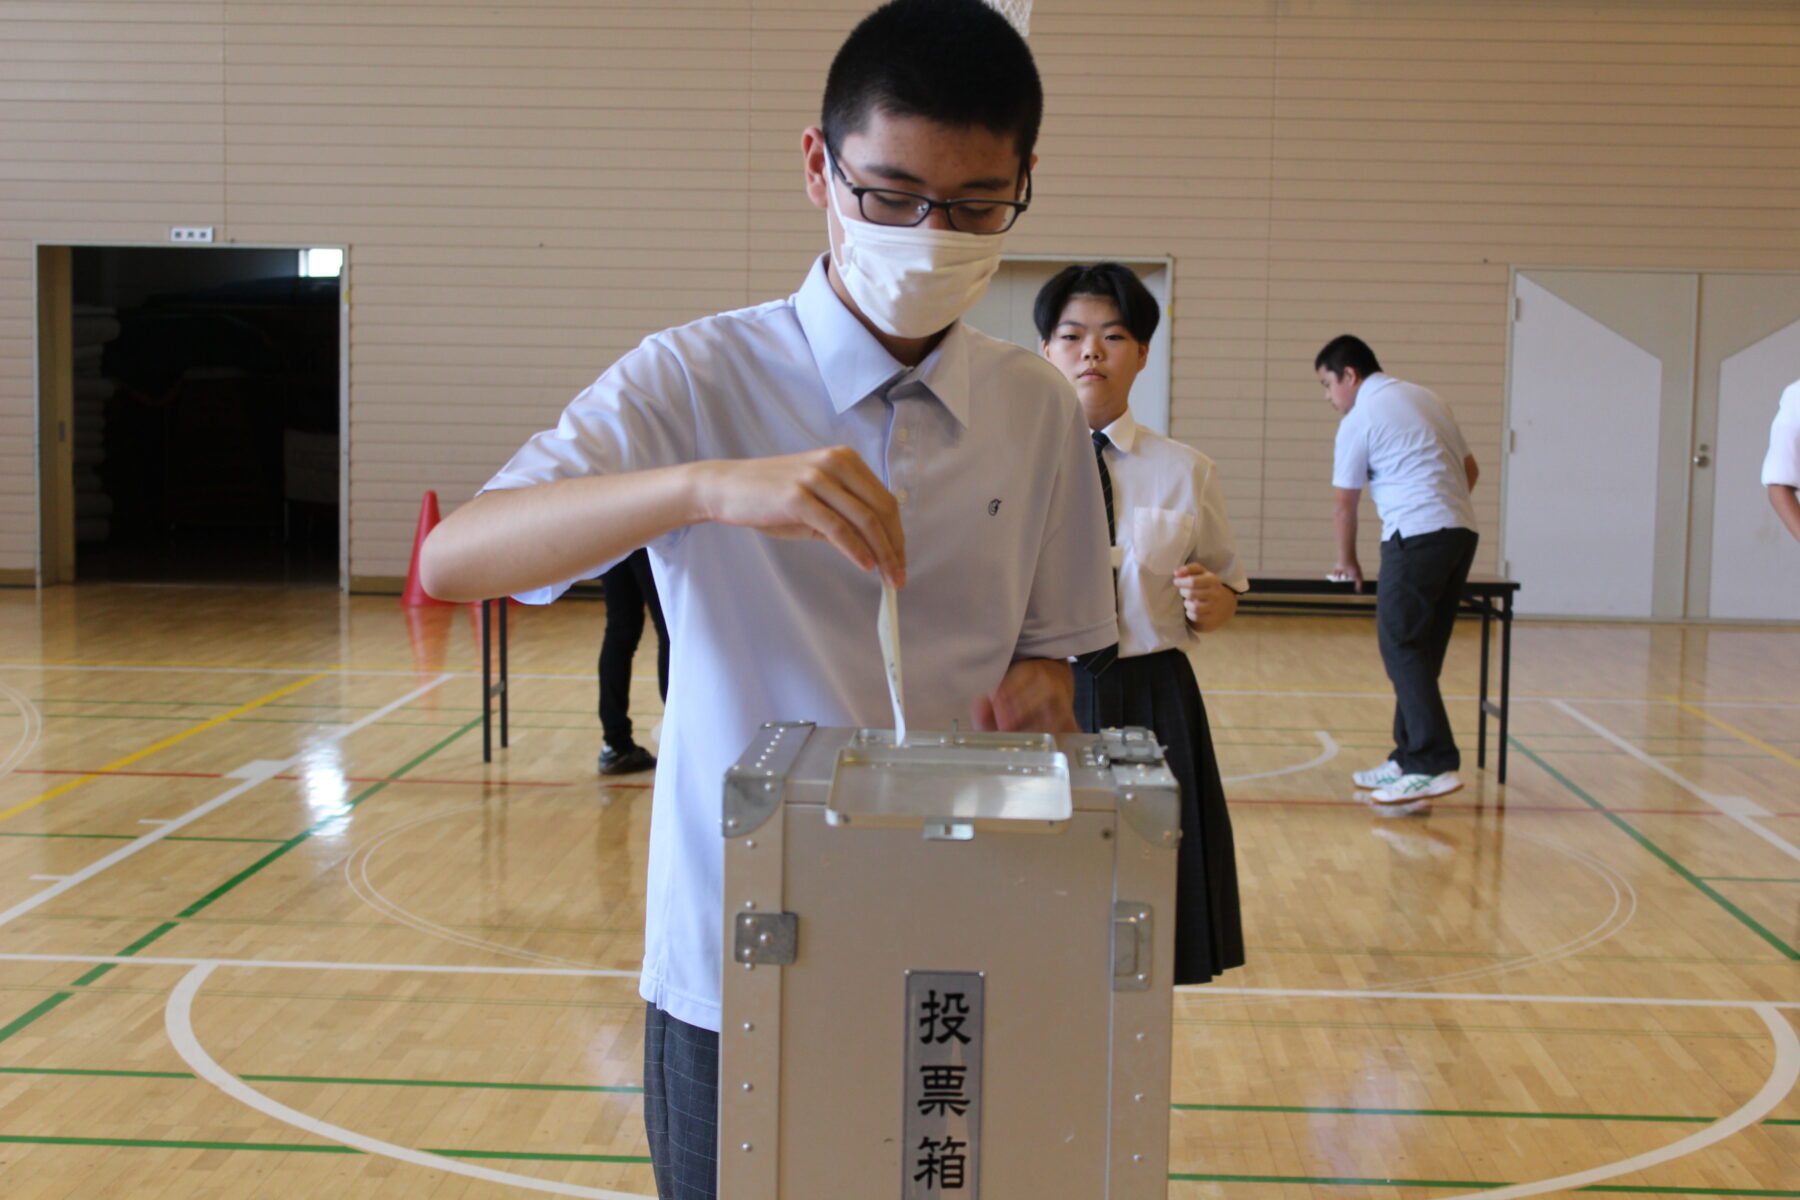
[[693, 447, 906, 588]]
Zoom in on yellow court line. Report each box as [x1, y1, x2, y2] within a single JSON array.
[[1678, 701, 1800, 772], [0, 672, 333, 824]]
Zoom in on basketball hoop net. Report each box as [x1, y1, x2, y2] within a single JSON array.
[[984, 0, 1032, 37]]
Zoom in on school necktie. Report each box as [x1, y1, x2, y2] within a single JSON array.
[[1077, 430, 1120, 677], [1093, 430, 1116, 544]]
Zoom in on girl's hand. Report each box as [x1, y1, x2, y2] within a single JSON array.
[[1175, 564, 1238, 633]]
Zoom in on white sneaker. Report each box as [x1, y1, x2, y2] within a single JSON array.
[[1369, 771, 1462, 817], [1352, 759, 1404, 789]]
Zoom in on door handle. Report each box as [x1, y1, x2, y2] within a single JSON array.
[[1693, 453, 1710, 468]]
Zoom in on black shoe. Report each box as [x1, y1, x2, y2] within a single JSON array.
[[598, 743, 657, 776]]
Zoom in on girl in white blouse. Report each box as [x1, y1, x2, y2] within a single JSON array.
[[1037, 263, 1247, 984]]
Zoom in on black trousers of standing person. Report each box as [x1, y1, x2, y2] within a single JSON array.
[[1075, 647, 1245, 984], [597, 549, 668, 750], [643, 1003, 720, 1200], [1376, 526, 1480, 777]]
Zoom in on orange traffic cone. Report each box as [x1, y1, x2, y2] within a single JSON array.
[[401, 491, 454, 607]]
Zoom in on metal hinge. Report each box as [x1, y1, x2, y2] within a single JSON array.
[[1112, 902, 1152, 991], [734, 911, 798, 966]]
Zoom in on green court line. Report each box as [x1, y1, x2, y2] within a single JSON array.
[[0, 993, 75, 1045], [0, 1066, 190, 1080], [0, 720, 484, 1050], [176, 715, 483, 919], [1173, 1108, 1706, 1129], [68, 921, 182, 989], [1510, 737, 1800, 962], [0, 831, 288, 843], [245, 1072, 642, 1094]]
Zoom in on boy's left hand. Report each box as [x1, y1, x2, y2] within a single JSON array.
[[1175, 564, 1237, 631], [972, 659, 1078, 733]]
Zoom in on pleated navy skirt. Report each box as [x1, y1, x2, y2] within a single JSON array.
[[1075, 647, 1245, 984]]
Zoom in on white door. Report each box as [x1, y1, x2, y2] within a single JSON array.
[[1505, 273, 1696, 618], [1701, 278, 1800, 620]]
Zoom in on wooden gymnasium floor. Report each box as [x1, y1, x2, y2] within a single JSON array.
[[0, 584, 1796, 1199]]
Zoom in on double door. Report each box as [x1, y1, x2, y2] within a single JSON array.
[[1505, 269, 1800, 620]]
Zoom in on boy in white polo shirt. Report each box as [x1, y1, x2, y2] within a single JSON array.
[[1766, 378, 1800, 546], [1318, 334, 1479, 816], [419, 3, 1115, 1195]]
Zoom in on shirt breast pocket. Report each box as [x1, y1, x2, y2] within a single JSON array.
[[1126, 506, 1194, 576]]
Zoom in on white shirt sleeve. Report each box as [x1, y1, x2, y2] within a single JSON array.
[[480, 335, 701, 601], [1190, 456, 1249, 593], [1014, 403, 1120, 661], [1762, 382, 1800, 488], [1332, 412, 1369, 490]]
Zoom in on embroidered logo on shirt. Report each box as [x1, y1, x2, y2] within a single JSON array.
[[988, 498, 1002, 516]]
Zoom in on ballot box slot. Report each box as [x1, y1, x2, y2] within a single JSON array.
[[827, 728, 1073, 835]]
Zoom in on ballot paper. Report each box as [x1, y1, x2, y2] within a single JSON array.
[[879, 580, 907, 745]]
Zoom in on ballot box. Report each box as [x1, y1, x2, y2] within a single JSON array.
[[717, 723, 1179, 1200]]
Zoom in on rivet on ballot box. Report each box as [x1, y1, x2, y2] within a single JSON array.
[[718, 722, 1179, 1200]]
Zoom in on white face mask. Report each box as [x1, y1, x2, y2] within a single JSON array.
[[824, 146, 1010, 339]]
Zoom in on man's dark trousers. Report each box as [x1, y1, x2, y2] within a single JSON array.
[[643, 1003, 719, 1200], [1376, 526, 1479, 776]]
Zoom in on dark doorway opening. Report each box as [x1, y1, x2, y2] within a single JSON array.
[[70, 246, 340, 586]]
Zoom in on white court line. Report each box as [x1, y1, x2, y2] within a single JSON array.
[[0, 677, 44, 784], [1434, 1003, 1800, 1200], [164, 963, 648, 1200], [0, 675, 452, 930], [1361, 830, 1637, 995], [1552, 699, 1800, 865], [142, 958, 1799, 1200], [344, 803, 602, 970], [1221, 730, 1338, 783]]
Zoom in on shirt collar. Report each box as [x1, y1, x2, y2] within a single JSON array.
[[1358, 372, 1394, 402], [792, 254, 971, 426], [1100, 408, 1142, 454]]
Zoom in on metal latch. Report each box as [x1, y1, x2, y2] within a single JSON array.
[[1112, 902, 1152, 991], [734, 911, 798, 966]]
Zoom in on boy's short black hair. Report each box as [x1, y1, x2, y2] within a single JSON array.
[[823, 0, 1043, 166], [1314, 334, 1382, 379], [1033, 263, 1161, 344]]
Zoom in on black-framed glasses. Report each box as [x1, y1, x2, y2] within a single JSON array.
[[828, 151, 1030, 235]]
